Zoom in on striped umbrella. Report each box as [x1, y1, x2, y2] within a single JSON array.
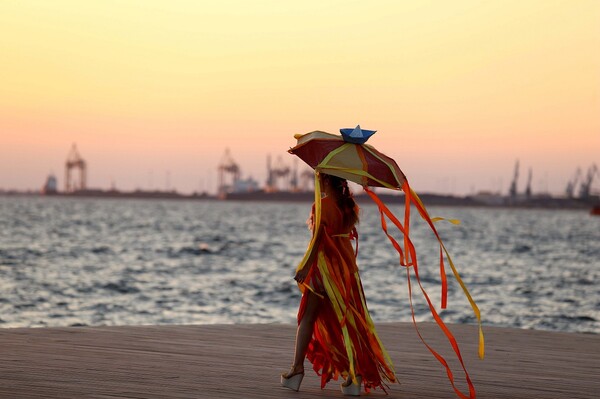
[[289, 129, 406, 189]]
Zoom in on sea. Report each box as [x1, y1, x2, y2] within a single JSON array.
[[1, 196, 598, 334]]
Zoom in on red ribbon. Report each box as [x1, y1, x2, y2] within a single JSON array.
[[364, 186, 477, 399]]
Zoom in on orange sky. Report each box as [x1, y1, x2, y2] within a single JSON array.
[[1, 1, 598, 195]]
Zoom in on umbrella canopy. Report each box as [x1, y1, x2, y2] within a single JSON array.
[[288, 131, 406, 189]]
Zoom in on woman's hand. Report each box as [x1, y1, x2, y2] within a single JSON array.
[[294, 267, 309, 284]]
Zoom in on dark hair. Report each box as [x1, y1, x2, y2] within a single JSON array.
[[322, 174, 359, 230]]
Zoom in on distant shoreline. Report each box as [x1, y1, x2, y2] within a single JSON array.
[[1, 189, 598, 210]]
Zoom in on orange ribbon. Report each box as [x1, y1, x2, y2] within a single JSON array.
[[364, 186, 478, 399]]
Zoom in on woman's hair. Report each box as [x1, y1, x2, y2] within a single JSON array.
[[322, 174, 359, 230]]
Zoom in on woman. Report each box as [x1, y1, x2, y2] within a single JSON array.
[[281, 173, 396, 395]]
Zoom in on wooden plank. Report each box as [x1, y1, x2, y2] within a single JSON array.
[[0, 323, 598, 398]]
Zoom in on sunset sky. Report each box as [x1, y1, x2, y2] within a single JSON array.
[[1, 1, 598, 195]]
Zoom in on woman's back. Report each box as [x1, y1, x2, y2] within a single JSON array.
[[319, 196, 358, 273]]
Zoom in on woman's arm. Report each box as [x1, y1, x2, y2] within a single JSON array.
[[294, 223, 324, 283]]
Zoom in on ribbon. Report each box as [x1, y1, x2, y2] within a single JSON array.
[[365, 186, 479, 398]]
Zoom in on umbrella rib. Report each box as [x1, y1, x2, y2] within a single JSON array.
[[316, 143, 352, 170]]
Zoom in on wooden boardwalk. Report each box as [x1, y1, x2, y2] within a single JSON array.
[[1, 322, 598, 398]]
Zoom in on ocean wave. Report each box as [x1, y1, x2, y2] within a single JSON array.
[[0, 196, 598, 333]]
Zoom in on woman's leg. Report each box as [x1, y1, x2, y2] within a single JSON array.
[[284, 291, 320, 376]]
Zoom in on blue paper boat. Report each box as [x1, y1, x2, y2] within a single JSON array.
[[340, 125, 377, 144]]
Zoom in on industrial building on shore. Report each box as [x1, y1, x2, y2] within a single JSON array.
[[20, 145, 597, 211]]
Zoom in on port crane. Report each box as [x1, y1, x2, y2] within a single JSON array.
[[290, 158, 299, 192], [508, 160, 519, 199], [65, 144, 87, 192], [565, 168, 582, 198], [525, 168, 532, 199], [299, 170, 314, 192], [579, 164, 598, 199], [266, 155, 290, 192], [218, 149, 241, 195]]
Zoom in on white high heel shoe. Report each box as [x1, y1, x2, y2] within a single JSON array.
[[341, 375, 362, 396], [281, 371, 305, 391]]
